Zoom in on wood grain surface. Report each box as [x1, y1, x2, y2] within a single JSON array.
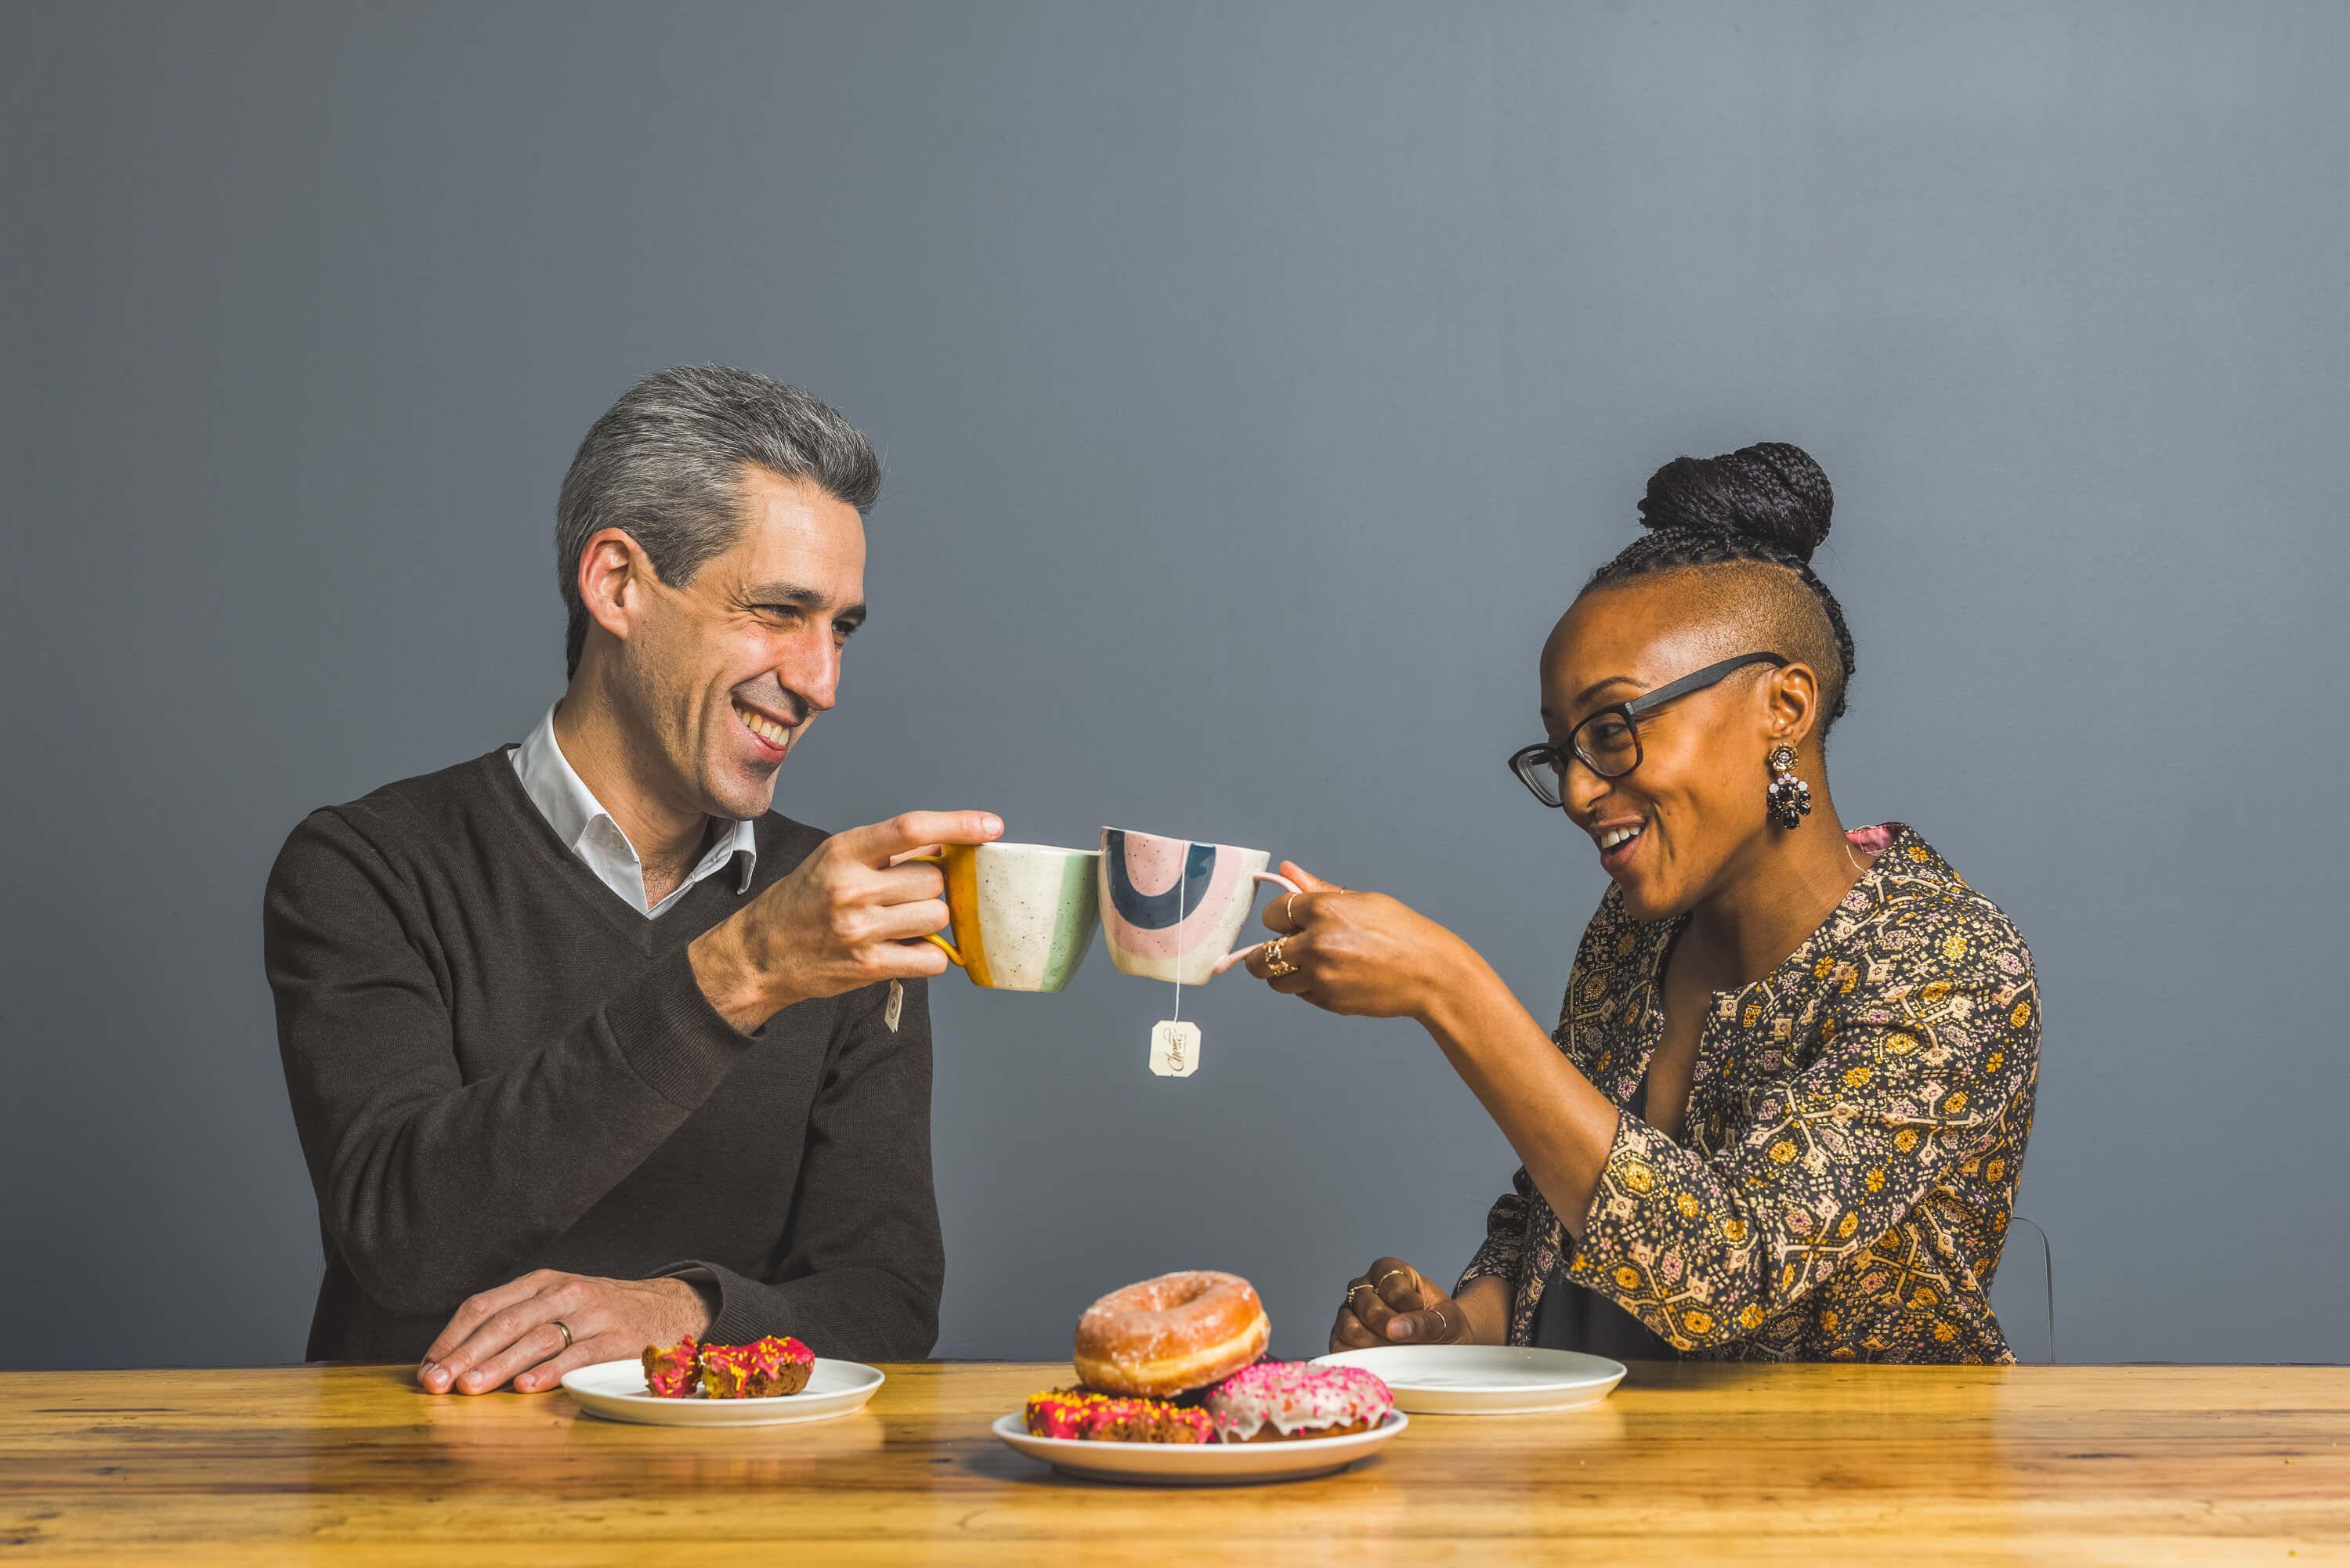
[[2, 1360, 2345, 1564]]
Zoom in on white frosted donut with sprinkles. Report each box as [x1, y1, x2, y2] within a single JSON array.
[[1204, 1361, 1394, 1443]]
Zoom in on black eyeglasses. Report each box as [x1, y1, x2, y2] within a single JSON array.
[[1507, 652, 1789, 807]]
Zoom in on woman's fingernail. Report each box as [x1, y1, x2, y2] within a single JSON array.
[[418, 1361, 437, 1381], [1390, 1318, 1415, 1340]]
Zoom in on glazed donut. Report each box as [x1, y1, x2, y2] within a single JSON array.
[[1073, 1270, 1270, 1396], [1203, 1361, 1393, 1443]]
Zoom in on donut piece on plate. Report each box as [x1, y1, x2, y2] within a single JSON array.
[[1073, 1270, 1271, 1396], [1023, 1387, 1214, 1443], [701, 1335, 815, 1398], [641, 1336, 702, 1398], [1204, 1362, 1393, 1443]]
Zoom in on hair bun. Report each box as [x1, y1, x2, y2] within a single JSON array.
[[1635, 441, 1833, 563]]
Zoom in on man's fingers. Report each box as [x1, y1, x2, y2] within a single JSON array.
[[421, 1271, 554, 1367], [860, 899, 953, 945], [837, 811, 1003, 867], [869, 861, 947, 905], [436, 1286, 570, 1393], [454, 1319, 575, 1395], [510, 1331, 615, 1395]]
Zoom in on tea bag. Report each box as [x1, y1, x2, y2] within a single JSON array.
[[1151, 1019, 1200, 1077], [1152, 863, 1199, 1076]]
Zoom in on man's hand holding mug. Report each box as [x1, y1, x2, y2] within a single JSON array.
[[690, 810, 1003, 1032]]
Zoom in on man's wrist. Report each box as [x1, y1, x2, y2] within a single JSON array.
[[660, 1276, 718, 1339], [689, 916, 786, 1032]]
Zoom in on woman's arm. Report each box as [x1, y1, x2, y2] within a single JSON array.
[[1244, 865, 1623, 1239]]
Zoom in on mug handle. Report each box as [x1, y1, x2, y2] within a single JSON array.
[[1213, 871, 1304, 974], [905, 853, 965, 968]]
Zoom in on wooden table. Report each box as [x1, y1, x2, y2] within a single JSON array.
[[3, 1361, 2345, 1564]]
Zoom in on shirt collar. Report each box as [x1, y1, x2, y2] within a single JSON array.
[[511, 704, 758, 912]]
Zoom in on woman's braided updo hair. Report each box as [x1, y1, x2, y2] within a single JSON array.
[[1583, 441, 1858, 729]]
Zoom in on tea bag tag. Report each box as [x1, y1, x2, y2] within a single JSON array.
[[1151, 1020, 1202, 1078], [884, 980, 904, 1033]]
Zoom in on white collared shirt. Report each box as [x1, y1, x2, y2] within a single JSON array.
[[510, 704, 757, 918]]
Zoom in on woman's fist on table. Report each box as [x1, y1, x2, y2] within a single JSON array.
[[1329, 1257, 1473, 1352]]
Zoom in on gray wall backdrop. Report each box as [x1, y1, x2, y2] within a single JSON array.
[[5, 1, 2343, 1369]]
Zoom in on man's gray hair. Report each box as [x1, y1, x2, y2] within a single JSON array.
[[555, 366, 881, 677]]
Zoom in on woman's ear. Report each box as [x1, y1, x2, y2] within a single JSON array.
[[1762, 661, 1820, 750]]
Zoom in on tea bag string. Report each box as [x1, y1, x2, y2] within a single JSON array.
[[1170, 858, 1184, 1024]]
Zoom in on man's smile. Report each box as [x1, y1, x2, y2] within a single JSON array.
[[733, 700, 799, 760]]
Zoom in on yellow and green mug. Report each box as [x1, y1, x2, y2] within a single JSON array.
[[909, 842, 1102, 992]]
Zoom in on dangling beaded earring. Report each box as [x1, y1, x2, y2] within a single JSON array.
[[1766, 744, 1812, 829]]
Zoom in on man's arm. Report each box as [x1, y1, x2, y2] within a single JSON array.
[[267, 804, 998, 1325], [656, 974, 944, 1360], [266, 808, 754, 1320]]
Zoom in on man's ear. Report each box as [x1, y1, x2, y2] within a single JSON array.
[[577, 528, 652, 645], [1762, 661, 1821, 750]]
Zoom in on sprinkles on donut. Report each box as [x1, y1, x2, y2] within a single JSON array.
[[1023, 1387, 1214, 1443], [1203, 1362, 1394, 1443], [639, 1334, 815, 1398]]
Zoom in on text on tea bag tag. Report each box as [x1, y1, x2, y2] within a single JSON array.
[[1151, 1020, 1201, 1077]]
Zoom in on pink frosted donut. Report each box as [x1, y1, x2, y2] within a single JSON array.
[[1073, 1271, 1271, 1396], [1203, 1361, 1394, 1443]]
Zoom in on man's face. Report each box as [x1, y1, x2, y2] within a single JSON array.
[[619, 466, 867, 822]]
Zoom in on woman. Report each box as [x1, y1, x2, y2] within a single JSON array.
[[1247, 443, 2037, 1363]]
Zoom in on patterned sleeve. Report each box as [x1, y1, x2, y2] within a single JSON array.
[[1562, 895, 2039, 1349], [1455, 1165, 1535, 1295]]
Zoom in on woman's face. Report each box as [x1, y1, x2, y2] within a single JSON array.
[[1538, 580, 1795, 923]]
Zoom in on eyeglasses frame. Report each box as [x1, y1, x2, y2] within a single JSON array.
[[1508, 651, 1791, 807]]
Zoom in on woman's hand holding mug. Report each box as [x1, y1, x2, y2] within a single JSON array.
[[1242, 865, 1477, 1020], [1331, 1257, 1476, 1351]]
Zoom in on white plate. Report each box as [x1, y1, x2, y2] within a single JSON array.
[[561, 1357, 884, 1426], [1311, 1346, 1625, 1414], [991, 1410, 1408, 1486]]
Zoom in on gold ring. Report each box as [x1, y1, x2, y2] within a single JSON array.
[[551, 1320, 573, 1352], [1262, 938, 1298, 978], [1283, 892, 1302, 927], [1373, 1268, 1410, 1293]]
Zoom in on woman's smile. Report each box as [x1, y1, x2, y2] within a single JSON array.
[[1591, 816, 1647, 873]]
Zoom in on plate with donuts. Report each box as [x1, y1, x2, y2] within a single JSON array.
[[562, 1335, 885, 1425], [995, 1270, 1408, 1486]]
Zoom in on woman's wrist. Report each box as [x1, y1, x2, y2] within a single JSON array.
[[1411, 933, 1507, 1039]]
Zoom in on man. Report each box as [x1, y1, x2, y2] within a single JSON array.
[[266, 367, 999, 1394]]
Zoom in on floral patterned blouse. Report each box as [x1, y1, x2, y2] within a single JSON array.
[[1456, 825, 2039, 1363]]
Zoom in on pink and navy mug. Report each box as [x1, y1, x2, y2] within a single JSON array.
[[1098, 827, 1302, 985]]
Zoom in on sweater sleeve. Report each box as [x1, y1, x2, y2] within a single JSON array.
[[1560, 899, 2041, 1350], [656, 975, 944, 1360], [265, 808, 757, 1318]]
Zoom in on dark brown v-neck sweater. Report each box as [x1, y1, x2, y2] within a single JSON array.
[[263, 748, 941, 1364]]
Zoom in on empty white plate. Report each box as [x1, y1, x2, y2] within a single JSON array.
[[991, 1410, 1407, 1486], [1311, 1346, 1625, 1414], [561, 1357, 884, 1426]]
